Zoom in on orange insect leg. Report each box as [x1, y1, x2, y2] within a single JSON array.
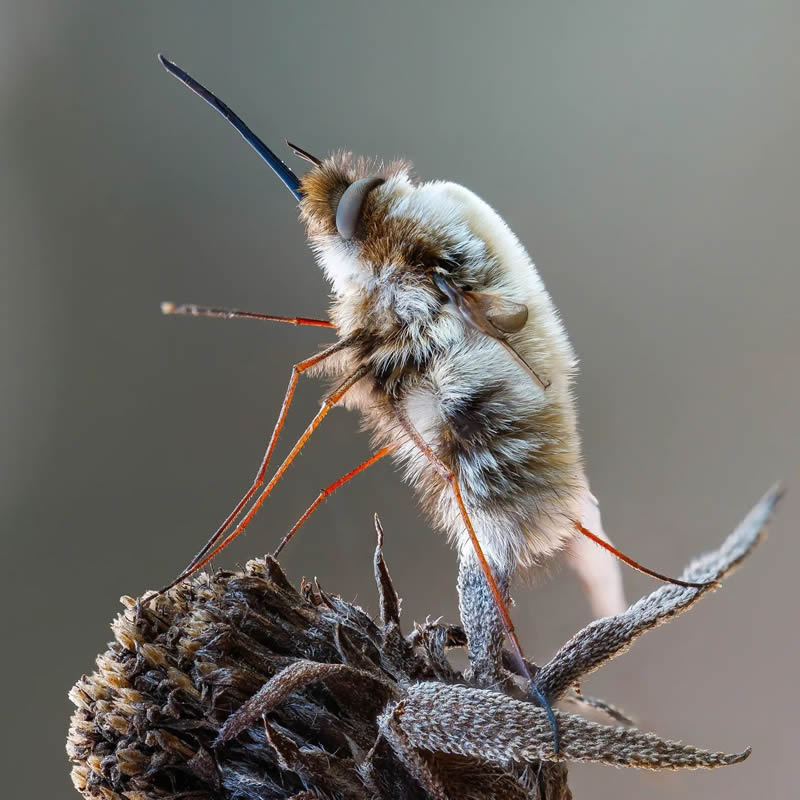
[[274, 443, 398, 558]]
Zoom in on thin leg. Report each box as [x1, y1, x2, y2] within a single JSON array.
[[573, 522, 716, 590], [566, 481, 627, 618], [161, 301, 335, 328], [390, 401, 560, 754], [157, 364, 369, 593], [157, 340, 349, 593], [273, 443, 398, 557]]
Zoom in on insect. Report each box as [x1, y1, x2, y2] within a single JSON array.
[[154, 56, 712, 753]]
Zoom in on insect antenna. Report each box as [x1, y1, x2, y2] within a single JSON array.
[[286, 139, 322, 166], [574, 522, 717, 590], [161, 302, 334, 328]]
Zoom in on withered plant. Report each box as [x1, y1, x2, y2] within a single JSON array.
[[67, 486, 779, 799]]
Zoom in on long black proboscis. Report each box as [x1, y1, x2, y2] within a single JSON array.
[[158, 55, 302, 201]]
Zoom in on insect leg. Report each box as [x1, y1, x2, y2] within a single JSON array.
[[566, 483, 627, 618], [390, 401, 560, 756], [155, 340, 350, 595], [161, 302, 335, 328], [573, 522, 717, 590], [273, 443, 399, 557], [155, 364, 369, 593]]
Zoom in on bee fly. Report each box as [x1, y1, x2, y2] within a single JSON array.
[[154, 56, 713, 754]]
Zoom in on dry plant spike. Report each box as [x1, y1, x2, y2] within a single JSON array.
[[216, 660, 395, 745], [384, 682, 750, 768], [378, 714, 452, 800], [536, 483, 782, 701], [563, 692, 635, 726], [374, 514, 401, 628], [262, 717, 366, 798], [67, 487, 780, 799]]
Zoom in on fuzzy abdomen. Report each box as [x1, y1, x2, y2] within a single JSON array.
[[362, 330, 584, 576]]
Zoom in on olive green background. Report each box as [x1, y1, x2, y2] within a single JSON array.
[[1, 2, 798, 797]]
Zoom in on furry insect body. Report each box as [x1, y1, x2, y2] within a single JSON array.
[[299, 155, 585, 576]]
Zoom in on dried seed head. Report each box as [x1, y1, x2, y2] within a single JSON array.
[[67, 487, 779, 799], [67, 550, 550, 799]]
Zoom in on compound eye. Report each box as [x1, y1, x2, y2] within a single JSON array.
[[335, 177, 385, 240]]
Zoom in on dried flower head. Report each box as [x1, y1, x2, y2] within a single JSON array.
[[67, 486, 780, 799]]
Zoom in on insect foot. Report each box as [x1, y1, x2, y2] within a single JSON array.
[[68, 487, 780, 800]]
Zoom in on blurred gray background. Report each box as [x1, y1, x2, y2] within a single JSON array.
[[1, 2, 798, 798]]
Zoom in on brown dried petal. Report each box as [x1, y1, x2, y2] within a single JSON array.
[[217, 660, 394, 744]]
